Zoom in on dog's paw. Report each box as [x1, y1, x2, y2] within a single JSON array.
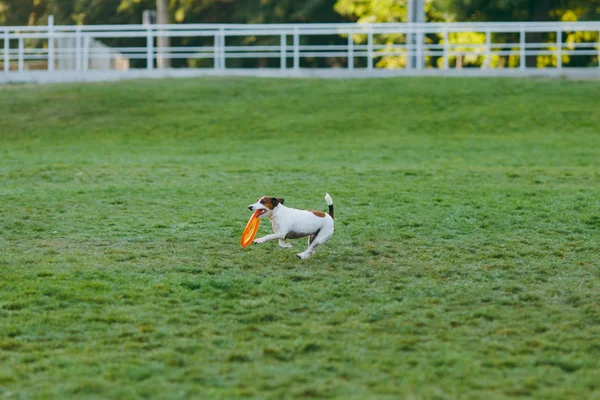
[[296, 252, 309, 259], [279, 242, 293, 248], [253, 239, 263, 245]]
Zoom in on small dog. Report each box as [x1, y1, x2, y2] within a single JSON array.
[[248, 193, 334, 259]]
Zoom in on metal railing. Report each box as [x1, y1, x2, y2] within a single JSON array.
[[1, 18, 599, 78]]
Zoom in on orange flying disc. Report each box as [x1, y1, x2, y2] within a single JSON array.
[[241, 210, 261, 247]]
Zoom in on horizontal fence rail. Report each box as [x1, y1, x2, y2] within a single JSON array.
[[1, 19, 599, 81]]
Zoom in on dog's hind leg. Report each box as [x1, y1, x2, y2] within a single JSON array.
[[297, 228, 333, 260], [308, 234, 316, 246], [279, 239, 293, 248]]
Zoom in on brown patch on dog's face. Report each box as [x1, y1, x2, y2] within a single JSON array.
[[310, 210, 326, 218], [259, 196, 280, 210]]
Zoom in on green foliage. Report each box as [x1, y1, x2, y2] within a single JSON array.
[[161, 0, 345, 68], [1, 77, 600, 398], [1, 0, 142, 25], [334, 0, 446, 68], [2, 0, 599, 26], [334, 0, 600, 68], [436, 0, 600, 22], [167, 0, 341, 24], [334, 0, 408, 23], [333, 0, 599, 23], [0, 0, 343, 26], [334, 0, 450, 23]]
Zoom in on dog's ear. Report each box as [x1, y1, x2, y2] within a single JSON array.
[[277, 198, 284, 205], [271, 197, 279, 207]]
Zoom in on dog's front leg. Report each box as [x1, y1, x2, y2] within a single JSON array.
[[253, 232, 285, 245]]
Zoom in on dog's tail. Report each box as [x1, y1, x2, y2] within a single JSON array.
[[325, 192, 334, 219]]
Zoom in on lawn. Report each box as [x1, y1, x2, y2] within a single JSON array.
[[1, 76, 599, 399]]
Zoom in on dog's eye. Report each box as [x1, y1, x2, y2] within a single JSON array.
[[260, 199, 265, 204]]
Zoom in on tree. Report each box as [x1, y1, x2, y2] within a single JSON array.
[[334, 0, 445, 68], [156, 0, 170, 68], [435, 0, 600, 22], [163, 0, 347, 68], [334, 0, 600, 68], [436, 0, 600, 66]]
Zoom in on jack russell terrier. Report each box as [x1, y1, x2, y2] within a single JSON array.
[[248, 193, 334, 259]]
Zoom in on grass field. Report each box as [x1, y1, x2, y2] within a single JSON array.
[[1, 76, 599, 399]]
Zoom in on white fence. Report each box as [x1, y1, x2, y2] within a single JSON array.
[[1, 19, 600, 82]]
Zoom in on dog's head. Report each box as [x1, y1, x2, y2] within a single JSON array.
[[248, 196, 284, 218]]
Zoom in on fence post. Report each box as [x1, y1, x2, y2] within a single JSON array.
[[146, 25, 153, 70], [75, 27, 81, 71], [280, 33, 286, 70], [3, 30, 8, 73], [556, 29, 562, 69], [213, 32, 219, 69], [293, 26, 299, 70], [443, 29, 449, 69], [367, 26, 373, 70], [519, 24, 525, 70], [48, 15, 54, 72], [406, 24, 413, 69], [416, 25, 423, 69], [219, 27, 226, 69], [485, 29, 491, 69], [83, 36, 89, 71], [347, 32, 354, 70], [18, 37, 24, 72]]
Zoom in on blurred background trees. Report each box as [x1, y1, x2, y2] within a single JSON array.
[[0, 0, 344, 26], [2, 0, 598, 27]]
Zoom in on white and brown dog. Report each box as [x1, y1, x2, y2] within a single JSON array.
[[248, 193, 334, 259]]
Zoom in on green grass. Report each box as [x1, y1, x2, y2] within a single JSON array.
[[1, 76, 599, 399]]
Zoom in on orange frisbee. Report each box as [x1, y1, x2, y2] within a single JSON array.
[[241, 210, 262, 247]]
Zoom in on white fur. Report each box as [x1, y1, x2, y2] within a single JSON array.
[[248, 193, 334, 259]]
